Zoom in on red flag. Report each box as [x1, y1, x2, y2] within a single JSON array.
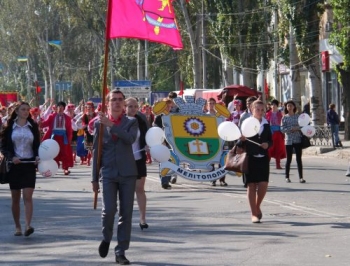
[[106, 0, 183, 49], [35, 81, 42, 94], [264, 79, 269, 98], [179, 80, 184, 96]]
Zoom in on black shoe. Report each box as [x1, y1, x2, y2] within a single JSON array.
[[170, 177, 177, 184], [139, 223, 149, 230], [285, 178, 291, 183], [24, 227, 34, 237], [299, 178, 306, 183], [115, 255, 130, 265], [98, 240, 110, 258], [162, 184, 171, 189], [211, 181, 216, 186]]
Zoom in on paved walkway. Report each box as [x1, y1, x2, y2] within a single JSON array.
[[304, 131, 350, 162]]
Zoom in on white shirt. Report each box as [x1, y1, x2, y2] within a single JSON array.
[[12, 121, 34, 159]]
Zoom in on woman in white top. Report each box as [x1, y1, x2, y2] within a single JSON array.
[[0, 102, 40, 237], [125, 97, 150, 230]]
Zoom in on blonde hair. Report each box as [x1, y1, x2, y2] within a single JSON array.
[[252, 100, 265, 109]]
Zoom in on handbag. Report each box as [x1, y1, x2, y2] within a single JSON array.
[[224, 144, 249, 173], [0, 152, 10, 184], [301, 135, 311, 149]]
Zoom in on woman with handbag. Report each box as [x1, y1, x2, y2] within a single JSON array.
[[281, 100, 306, 183], [240, 100, 272, 223], [0, 101, 40, 237]]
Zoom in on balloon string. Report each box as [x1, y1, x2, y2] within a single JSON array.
[[246, 139, 261, 146], [133, 148, 146, 154]]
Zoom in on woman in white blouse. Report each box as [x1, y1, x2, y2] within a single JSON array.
[[125, 97, 150, 230], [0, 102, 41, 237]]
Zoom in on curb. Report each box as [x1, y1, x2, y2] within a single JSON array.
[[303, 145, 350, 160]]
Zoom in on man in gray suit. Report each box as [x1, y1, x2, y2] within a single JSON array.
[[91, 89, 138, 265]]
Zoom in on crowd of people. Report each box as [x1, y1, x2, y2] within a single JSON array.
[[0, 90, 343, 264]]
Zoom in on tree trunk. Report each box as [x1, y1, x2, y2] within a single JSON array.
[[137, 40, 145, 80], [180, 0, 201, 89], [338, 67, 350, 140], [174, 52, 180, 90], [242, 68, 257, 89], [289, 26, 301, 110], [87, 61, 93, 99], [221, 52, 233, 86], [307, 61, 326, 126]]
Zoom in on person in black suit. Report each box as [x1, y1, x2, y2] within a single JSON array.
[[240, 100, 272, 223]]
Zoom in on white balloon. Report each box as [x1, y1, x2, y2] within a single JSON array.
[[150, 145, 170, 163], [241, 117, 260, 138], [298, 113, 311, 127], [38, 159, 58, 178], [301, 125, 316, 137], [145, 127, 165, 147], [217, 121, 241, 141], [39, 139, 60, 161]]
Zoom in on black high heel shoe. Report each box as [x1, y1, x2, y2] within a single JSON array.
[[139, 223, 149, 230]]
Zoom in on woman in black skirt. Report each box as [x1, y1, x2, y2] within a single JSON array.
[[0, 102, 40, 236], [240, 100, 272, 223], [125, 97, 149, 230]]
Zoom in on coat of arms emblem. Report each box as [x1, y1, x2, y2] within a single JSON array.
[[152, 96, 232, 182]]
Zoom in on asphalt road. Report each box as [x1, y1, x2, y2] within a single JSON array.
[[0, 154, 349, 266]]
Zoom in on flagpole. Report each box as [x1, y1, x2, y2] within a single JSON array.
[[94, 0, 113, 210], [35, 81, 38, 106]]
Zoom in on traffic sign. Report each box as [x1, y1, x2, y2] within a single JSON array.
[[55, 81, 72, 90], [114, 80, 151, 99]]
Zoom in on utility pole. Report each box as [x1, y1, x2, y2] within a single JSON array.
[[201, 1, 207, 89], [145, 41, 148, 80], [289, 23, 301, 109], [26, 60, 32, 101], [274, 7, 279, 101]]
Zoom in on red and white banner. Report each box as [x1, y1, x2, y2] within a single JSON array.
[[0, 92, 18, 106], [106, 0, 183, 49]]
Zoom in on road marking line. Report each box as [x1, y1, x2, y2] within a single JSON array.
[[146, 175, 349, 219]]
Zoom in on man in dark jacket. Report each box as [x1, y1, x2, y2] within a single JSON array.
[[327, 103, 342, 148]]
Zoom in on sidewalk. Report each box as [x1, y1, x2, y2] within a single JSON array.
[[304, 130, 350, 161]]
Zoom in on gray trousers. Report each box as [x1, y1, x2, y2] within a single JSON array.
[[101, 176, 137, 255]]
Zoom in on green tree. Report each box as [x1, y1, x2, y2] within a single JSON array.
[[206, 0, 273, 89], [276, 0, 326, 125]]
